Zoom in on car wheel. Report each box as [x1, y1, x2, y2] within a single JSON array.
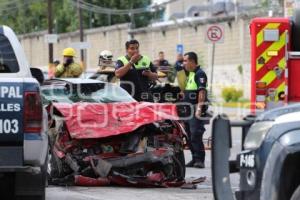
[[291, 185, 300, 200], [15, 167, 46, 200], [15, 154, 47, 200]]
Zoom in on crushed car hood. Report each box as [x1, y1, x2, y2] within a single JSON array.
[[50, 102, 179, 139]]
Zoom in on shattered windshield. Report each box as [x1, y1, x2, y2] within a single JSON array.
[[41, 82, 135, 104]]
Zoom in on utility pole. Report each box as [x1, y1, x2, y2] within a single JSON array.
[[89, 10, 92, 28], [77, 0, 84, 62], [108, 14, 111, 26], [210, 43, 215, 96], [128, 1, 134, 39], [47, 0, 53, 63]]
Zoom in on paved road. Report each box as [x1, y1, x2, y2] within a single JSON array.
[[46, 107, 247, 200], [46, 150, 215, 200]]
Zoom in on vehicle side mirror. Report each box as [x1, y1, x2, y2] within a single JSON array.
[[30, 68, 44, 85]]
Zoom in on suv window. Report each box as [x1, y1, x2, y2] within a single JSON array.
[[0, 34, 19, 73]]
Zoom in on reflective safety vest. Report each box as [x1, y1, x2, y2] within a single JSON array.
[[176, 69, 187, 91], [185, 72, 198, 90], [118, 56, 151, 70]]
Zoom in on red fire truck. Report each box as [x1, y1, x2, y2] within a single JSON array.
[[251, 15, 300, 111], [212, 10, 300, 200]]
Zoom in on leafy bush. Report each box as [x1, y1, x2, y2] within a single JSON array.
[[222, 87, 243, 102], [222, 87, 234, 102]]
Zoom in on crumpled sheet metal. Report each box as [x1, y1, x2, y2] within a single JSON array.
[[74, 174, 185, 188], [50, 102, 179, 139]]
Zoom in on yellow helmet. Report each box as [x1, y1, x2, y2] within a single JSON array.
[[62, 47, 76, 57]]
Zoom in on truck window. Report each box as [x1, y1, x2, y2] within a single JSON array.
[[0, 34, 19, 73]]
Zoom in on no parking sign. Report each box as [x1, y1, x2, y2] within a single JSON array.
[[205, 24, 225, 43], [205, 24, 225, 95]]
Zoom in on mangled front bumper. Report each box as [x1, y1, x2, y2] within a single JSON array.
[[50, 147, 184, 187], [47, 102, 185, 187]]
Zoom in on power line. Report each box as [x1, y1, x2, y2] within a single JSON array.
[[71, 0, 163, 15]]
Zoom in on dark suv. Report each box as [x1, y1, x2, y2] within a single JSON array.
[[212, 104, 300, 200]]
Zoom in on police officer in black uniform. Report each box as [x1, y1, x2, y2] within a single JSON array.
[[115, 40, 158, 101], [158, 51, 170, 68], [183, 52, 208, 168]]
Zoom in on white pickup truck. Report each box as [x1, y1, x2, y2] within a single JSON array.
[[0, 26, 48, 200]]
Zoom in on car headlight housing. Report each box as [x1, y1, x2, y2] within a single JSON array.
[[243, 121, 274, 150]]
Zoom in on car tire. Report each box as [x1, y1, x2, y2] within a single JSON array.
[[15, 152, 47, 200], [291, 185, 300, 200], [15, 169, 46, 200], [260, 141, 287, 200]]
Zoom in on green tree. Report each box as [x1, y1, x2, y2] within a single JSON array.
[[0, 0, 161, 34], [53, 0, 78, 33], [83, 0, 158, 28], [0, 0, 48, 34]]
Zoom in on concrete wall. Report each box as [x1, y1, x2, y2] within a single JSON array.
[[131, 18, 251, 98], [19, 24, 130, 70], [18, 18, 252, 99]]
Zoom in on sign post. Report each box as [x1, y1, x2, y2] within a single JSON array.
[[205, 24, 224, 96], [176, 44, 184, 55], [69, 42, 91, 50], [44, 34, 58, 44]]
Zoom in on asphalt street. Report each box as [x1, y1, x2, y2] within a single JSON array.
[[46, 107, 246, 200], [46, 150, 216, 200]]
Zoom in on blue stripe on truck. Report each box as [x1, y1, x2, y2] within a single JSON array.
[[24, 133, 42, 141]]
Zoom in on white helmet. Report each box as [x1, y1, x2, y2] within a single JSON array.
[[99, 50, 113, 61]]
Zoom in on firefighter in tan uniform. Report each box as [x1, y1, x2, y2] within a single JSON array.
[[55, 48, 83, 78]]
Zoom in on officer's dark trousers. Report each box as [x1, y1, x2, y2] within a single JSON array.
[[185, 116, 206, 162]]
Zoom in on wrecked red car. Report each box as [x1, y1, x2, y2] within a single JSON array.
[[41, 79, 186, 187]]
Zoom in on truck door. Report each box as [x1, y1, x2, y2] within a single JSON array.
[[288, 54, 300, 102], [288, 14, 300, 102]]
